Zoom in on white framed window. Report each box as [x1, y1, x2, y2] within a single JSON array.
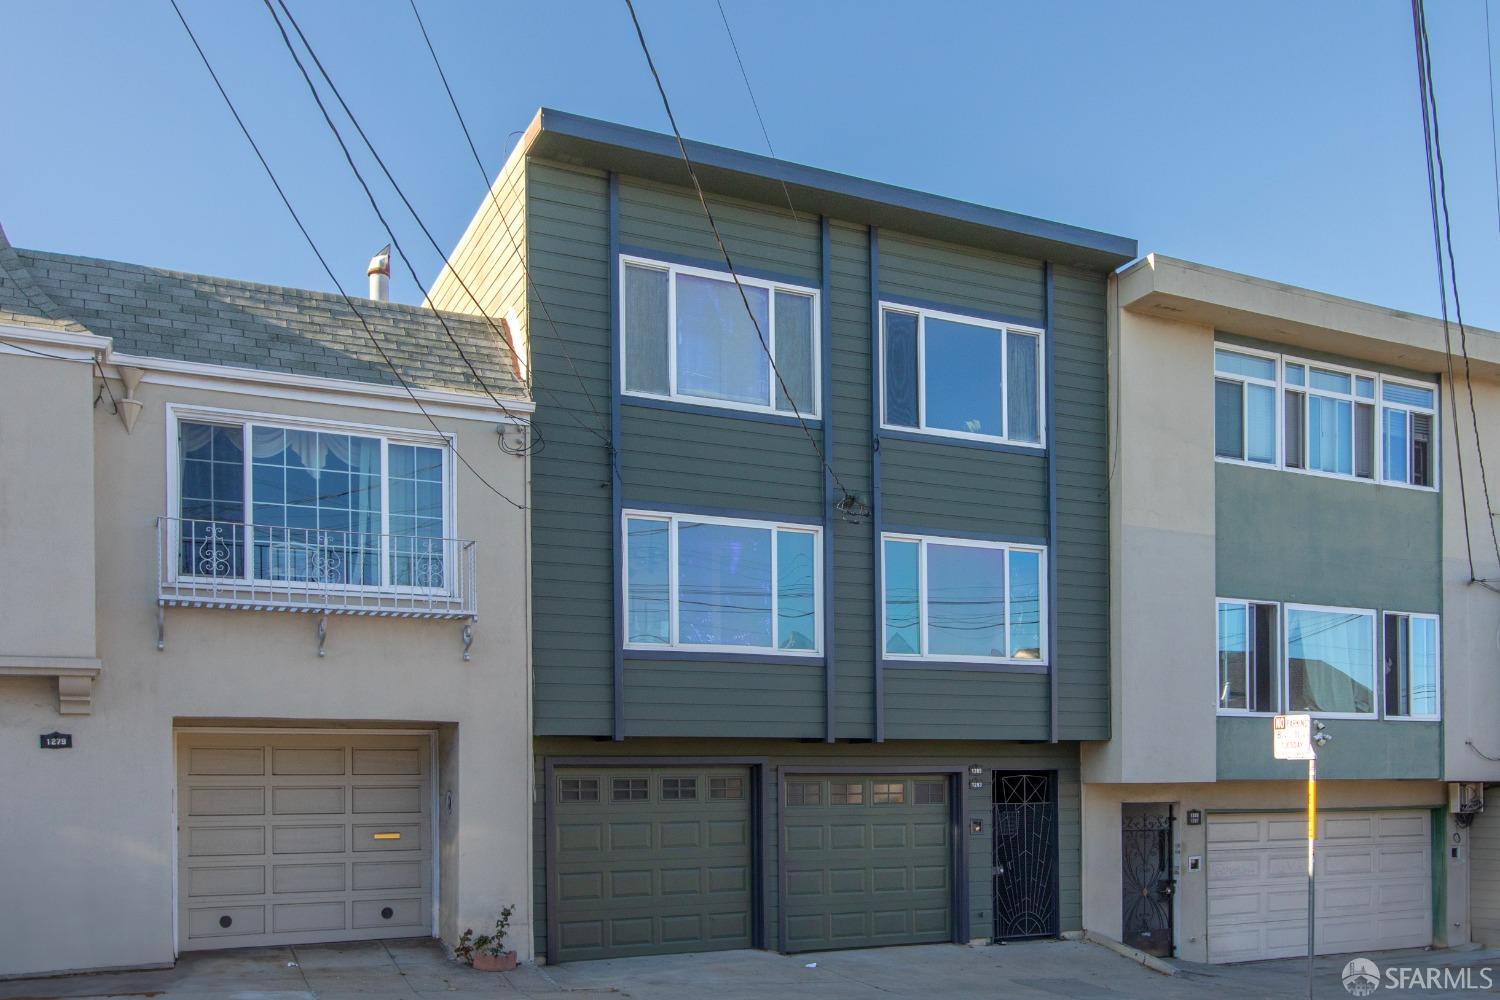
[[880, 533, 1047, 665], [1214, 347, 1279, 465], [880, 304, 1045, 447], [1283, 603, 1378, 718], [619, 255, 820, 418], [1212, 344, 1438, 490], [1383, 611, 1441, 720], [623, 510, 821, 656], [1215, 598, 1279, 714], [167, 405, 454, 591]]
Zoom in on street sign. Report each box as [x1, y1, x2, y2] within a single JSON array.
[[1273, 713, 1316, 760]]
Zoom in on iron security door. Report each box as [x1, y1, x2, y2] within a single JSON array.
[[992, 771, 1059, 940], [1121, 803, 1175, 957]]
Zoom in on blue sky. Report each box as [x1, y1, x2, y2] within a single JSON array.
[[4, 1, 1500, 327]]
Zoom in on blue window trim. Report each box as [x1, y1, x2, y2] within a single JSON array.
[[1044, 262, 1058, 743], [881, 523, 1047, 547], [617, 243, 818, 291], [625, 649, 825, 667], [622, 395, 820, 429], [869, 226, 885, 743], [877, 428, 1045, 457], [621, 500, 823, 527], [879, 291, 1043, 331], [880, 659, 1048, 676], [819, 217, 836, 743]]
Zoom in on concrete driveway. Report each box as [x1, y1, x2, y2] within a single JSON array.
[[3, 938, 1498, 1000]]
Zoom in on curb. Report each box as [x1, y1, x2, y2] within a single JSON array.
[[1081, 930, 1178, 976]]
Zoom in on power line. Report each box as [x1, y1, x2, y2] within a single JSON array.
[[1412, 0, 1500, 578], [167, 0, 525, 511], [263, 0, 539, 456], [1, 337, 122, 414], [621, 0, 867, 520], [713, 0, 799, 224], [407, 0, 613, 449]]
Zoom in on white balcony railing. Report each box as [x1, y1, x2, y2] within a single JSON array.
[[157, 516, 476, 619]]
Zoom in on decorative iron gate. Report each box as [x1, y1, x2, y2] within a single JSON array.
[[992, 771, 1059, 940], [1121, 803, 1175, 957]]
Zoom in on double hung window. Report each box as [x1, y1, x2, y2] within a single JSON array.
[[1283, 362, 1376, 479], [174, 412, 450, 590], [880, 305, 1044, 446], [881, 533, 1046, 664], [1215, 599, 1279, 712], [621, 256, 819, 417], [1380, 382, 1436, 487], [623, 510, 821, 655], [1214, 349, 1278, 464], [1383, 612, 1440, 719]]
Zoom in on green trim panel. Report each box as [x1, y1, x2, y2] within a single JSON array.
[[1216, 716, 1441, 779]]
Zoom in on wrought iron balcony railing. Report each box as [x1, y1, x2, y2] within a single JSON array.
[[156, 516, 476, 619]]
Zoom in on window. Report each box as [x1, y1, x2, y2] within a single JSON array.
[[872, 782, 905, 805], [1216, 600, 1279, 714], [709, 776, 744, 800], [1381, 382, 1436, 487], [621, 256, 819, 417], [560, 778, 599, 802], [623, 511, 820, 655], [882, 534, 1046, 664], [661, 776, 697, 800], [1286, 605, 1376, 717], [787, 781, 822, 806], [914, 781, 946, 805], [174, 413, 450, 590], [611, 777, 649, 802], [830, 782, 863, 805], [880, 305, 1044, 446], [1215, 349, 1278, 464], [1384, 613, 1440, 719], [1213, 345, 1438, 489]]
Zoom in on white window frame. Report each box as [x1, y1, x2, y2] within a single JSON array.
[[1381, 610, 1442, 722], [1282, 602, 1379, 720], [621, 508, 823, 658], [879, 532, 1049, 666], [1213, 344, 1281, 467], [1378, 377, 1439, 488], [1212, 343, 1440, 493], [878, 303, 1047, 448], [618, 254, 822, 419], [165, 403, 456, 594], [1214, 596, 1281, 717], [1287, 356, 1378, 482]]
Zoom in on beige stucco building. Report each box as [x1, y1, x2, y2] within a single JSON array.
[[1084, 254, 1500, 963], [0, 230, 534, 978]]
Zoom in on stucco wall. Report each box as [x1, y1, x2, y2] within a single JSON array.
[[0, 373, 533, 978]]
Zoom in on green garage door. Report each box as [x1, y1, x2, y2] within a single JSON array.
[[783, 775, 954, 952], [551, 767, 754, 962]]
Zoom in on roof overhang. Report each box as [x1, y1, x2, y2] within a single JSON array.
[[517, 108, 1137, 271], [1118, 253, 1500, 379]]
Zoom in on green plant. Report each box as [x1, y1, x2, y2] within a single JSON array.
[[455, 905, 516, 964]]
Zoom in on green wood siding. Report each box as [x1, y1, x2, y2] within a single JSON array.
[[532, 737, 1081, 960], [884, 671, 1051, 741], [880, 439, 1047, 538], [877, 231, 1044, 319], [623, 661, 824, 739]]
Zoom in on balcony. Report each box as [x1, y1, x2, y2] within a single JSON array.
[[156, 516, 476, 619]]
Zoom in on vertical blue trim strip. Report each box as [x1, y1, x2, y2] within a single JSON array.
[[820, 217, 836, 743], [1044, 262, 1059, 744], [609, 172, 625, 742], [870, 226, 885, 744]]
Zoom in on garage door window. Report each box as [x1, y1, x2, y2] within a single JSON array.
[[873, 782, 905, 804], [915, 781, 946, 805], [787, 781, 822, 805], [561, 777, 599, 802], [830, 782, 863, 805], [709, 776, 743, 800], [661, 776, 698, 800], [612, 777, 649, 802]]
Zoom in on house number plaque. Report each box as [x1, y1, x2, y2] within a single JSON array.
[[40, 732, 73, 749]]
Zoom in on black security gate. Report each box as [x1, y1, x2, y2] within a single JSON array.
[[992, 771, 1059, 940], [1121, 803, 1175, 957]]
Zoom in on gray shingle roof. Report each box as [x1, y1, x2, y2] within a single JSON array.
[[0, 230, 526, 403]]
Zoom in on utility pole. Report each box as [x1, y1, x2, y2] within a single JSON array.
[[1275, 714, 1331, 1000]]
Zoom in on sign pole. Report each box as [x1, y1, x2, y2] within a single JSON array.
[[1307, 754, 1316, 1000]]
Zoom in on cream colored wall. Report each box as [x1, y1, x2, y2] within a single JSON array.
[[0, 375, 533, 978], [1083, 289, 1217, 785], [0, 350, 96, 659], [1081, 780, 1449, 962], [1441, 369, 1500, 783]]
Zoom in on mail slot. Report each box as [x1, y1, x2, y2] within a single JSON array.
[[372, 832, 401, 841]]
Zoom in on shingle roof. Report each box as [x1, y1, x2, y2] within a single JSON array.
[[0, 229, 526, 403]]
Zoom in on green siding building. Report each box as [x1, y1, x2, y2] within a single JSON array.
[[431, 109, 1135, 963]]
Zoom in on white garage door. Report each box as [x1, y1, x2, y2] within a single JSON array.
[[1206, 810, 1431, 963], [177, 732, 432, 951]]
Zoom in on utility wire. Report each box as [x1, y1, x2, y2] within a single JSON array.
[[265, 0, 539, 456], [1, 337, 122, 413], [1413, 0, 1500, 577], [167, 0, 524, 511], [621, 0, 867, 519], [713, 0, 799, 224], [407, 0, 613, 449]]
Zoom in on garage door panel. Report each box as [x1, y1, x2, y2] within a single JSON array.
[[1207, 810, 1431, 963], [179, 733, 431, 951], [352, 748, 422, 775], [609, 822, 653, 850]]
